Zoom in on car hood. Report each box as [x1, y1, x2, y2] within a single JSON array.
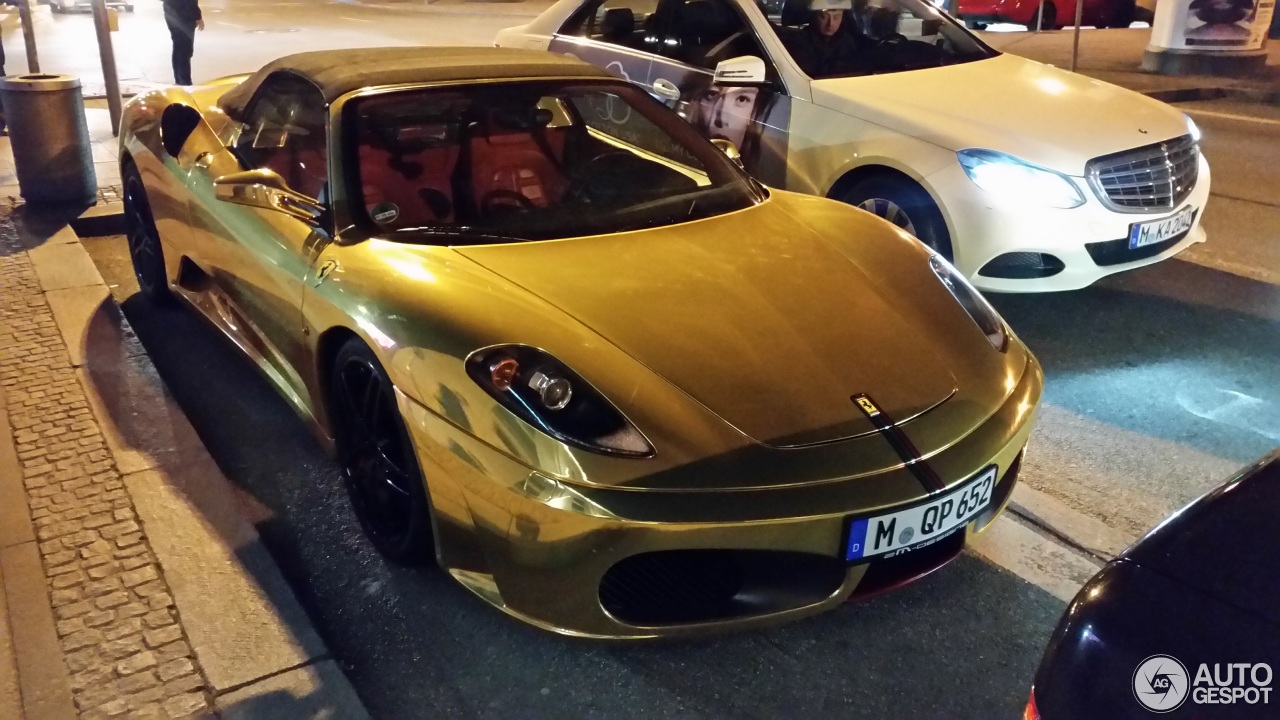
[[809, 54, 1190, 176], [455, 199, 959, 448]]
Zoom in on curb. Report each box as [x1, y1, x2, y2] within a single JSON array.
[[0, 209, 372, 720], [1140, 85, 1280, 104]]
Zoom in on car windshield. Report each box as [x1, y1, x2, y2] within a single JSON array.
[[757, 0, 997, 79], [344, 80, 763, 243]]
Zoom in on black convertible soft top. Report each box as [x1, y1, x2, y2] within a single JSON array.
[[217, 46, 613, 120]]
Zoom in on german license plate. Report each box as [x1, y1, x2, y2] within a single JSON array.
[[845, 466, 996, 562], [1128, 206, 1195, 249]]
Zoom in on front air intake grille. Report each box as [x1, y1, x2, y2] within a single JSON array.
[[599, 550, 846, 626], [1086, 134, 1199, 213], [978, 252, 1065, 279]]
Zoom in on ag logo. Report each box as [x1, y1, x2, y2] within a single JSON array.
[[1134, 655, 1190, 713]]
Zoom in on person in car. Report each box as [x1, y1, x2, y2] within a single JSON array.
[[783, 0, 870, 77]]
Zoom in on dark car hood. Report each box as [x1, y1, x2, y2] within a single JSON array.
[[1122, 450, 1280, 628]]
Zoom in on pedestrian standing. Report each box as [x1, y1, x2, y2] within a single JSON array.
[[162, 0, 204, 86]]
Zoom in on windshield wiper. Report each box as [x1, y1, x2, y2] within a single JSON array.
[[390, 226, 528, 246]]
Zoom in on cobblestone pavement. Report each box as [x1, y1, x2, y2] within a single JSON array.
[[0, 210, 213, 720]]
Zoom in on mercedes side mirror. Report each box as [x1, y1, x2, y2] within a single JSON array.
[[711, 139, 744, 168], [213, 169, 325, 224], [712, 56, 768, 86]]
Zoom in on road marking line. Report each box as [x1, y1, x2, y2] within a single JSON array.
[[339, 15, 373, 22], [1184, 108, 1280, 126], [970, 513, 1101, 603]]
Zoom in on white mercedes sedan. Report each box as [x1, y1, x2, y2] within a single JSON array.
[[496, 0, 1209, 292]]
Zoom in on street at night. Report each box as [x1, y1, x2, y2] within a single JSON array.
[[0, 0, 1277, 717]]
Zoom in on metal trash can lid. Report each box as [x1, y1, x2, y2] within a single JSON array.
[[0, 74, 83, 92]]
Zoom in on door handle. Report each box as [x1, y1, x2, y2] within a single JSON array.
[[652, 78, 681, 100]]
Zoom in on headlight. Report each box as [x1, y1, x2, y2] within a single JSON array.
[[929, 254, 1008, 352], [1185, 114, 1202, 143], [465, 345, 654, 457], [957, 149, 1085, 209]]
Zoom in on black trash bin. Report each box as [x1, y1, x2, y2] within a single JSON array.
[[0, 73, 97, 206]]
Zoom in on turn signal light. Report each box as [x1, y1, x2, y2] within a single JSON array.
[[1023, 689, 1041, 720]]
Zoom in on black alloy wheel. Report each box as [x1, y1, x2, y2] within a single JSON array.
[[330, 338, 434, 564], [123, 164, 173, 304], [838, 174, 955, 261]]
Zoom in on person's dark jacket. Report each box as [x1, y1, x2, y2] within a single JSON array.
[[784, 24, 868, 78], [162, 0, 202, 26]]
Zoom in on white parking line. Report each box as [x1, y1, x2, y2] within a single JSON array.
[[1183, 108, 1280, 126]]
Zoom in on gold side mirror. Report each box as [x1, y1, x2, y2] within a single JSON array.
[[711, 138, 744, 168], [213, 169, 324, 224]]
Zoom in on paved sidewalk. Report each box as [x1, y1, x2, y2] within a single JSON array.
[[0, 118, 368, 720]]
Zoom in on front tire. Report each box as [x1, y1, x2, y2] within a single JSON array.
[[836, 174, 954, 261], [123, 164, 173, 305], [330, 338, 434, 564]]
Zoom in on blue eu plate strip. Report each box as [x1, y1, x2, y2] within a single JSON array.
[[847, 518, 869, 561]]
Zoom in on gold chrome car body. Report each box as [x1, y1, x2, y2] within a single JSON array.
[[119, 47, 1042, 638]]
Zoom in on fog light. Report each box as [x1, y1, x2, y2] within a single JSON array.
[[520, 472, 616, 518]]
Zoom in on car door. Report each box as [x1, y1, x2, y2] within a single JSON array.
[[646, 0, 793, 186], [549, 0, 672, 95], [186, 72, 331, 412]]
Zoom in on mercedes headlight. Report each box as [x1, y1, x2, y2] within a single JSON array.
[[957, 149, 1085, 209], [466, 345, 654, 457], [929, 254, 1008, 352], [1185, 114, 1202, 143]]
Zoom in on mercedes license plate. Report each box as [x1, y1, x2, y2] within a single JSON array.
[[1128, 206, 1195, 249]]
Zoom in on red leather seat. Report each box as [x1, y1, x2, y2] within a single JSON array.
[[359, 142, 459, 227], [469, 109, 566, 213]]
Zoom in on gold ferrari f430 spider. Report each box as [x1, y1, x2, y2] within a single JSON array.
[[119, 47, 1042, 638]]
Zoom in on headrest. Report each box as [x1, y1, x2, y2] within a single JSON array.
[[809, 0, 853, 9], [781, 0, 812, 25], [678, 0, 735, 35], [600, 7, 635, 39]]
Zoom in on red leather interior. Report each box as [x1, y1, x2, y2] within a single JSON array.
[[356, 104, 570, 226], [469, 114, 567, 211], [358, 143, 460, 226]]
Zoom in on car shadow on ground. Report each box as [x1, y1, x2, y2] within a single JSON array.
[[989, 258, 1280, 465], [78, 232, 1069, 720]]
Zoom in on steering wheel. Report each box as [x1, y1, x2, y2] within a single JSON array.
[[481, 189, 536, 214], [876, 32, 910, 46], [563, 151, 635, 205]]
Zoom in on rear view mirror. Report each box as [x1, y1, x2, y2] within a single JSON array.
[[713, 56, 767, 86], [214, 169, 324, 224], [712, 139, 744, 168]]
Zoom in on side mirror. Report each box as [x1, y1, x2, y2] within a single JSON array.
[[711, 138, 744, 167], [160, 104, 204, 158], [213, 169, 324, 224], [712, 56, 768, 87]]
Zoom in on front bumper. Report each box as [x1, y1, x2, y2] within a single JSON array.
[[396, 356, 1042, 638], [926, 153, 1211, 293]]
